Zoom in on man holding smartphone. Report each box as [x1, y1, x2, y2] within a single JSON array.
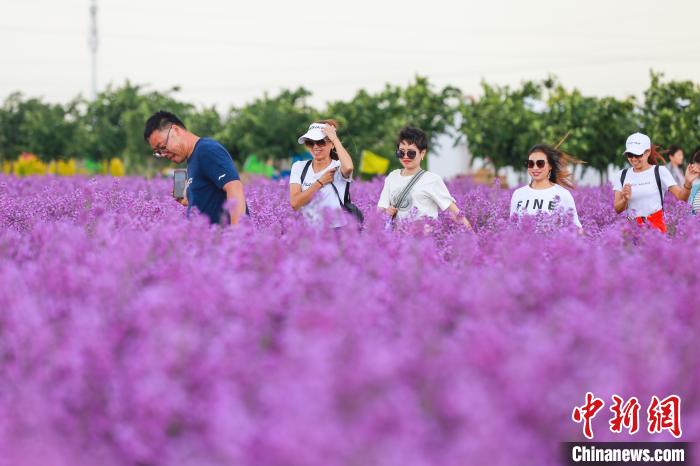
[[144, 110, 247, 225]]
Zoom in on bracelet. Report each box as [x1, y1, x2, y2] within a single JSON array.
[[316, 180, 323, 187], [684, 182, 692, 190]]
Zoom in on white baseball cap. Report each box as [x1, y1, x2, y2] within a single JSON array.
[[623, 132, 651, 156], [297, 123, 327, 144]]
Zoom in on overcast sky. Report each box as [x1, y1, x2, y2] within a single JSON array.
[[2, 0, 699, 110]]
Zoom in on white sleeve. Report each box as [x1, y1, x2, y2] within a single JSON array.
[[658, 165, 677, 190], [612, 170, 624, 191], [561, 190, 582, 228], [289, 161, 303, 185], [377, 176, 391, 209], [335, 166, 352, 183], [429, 176, 456, 211], [509, 190, 519, 216]]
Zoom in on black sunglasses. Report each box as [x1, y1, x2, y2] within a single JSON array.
[[153, 125, 173, 158], [625, 152, 643, 159], [305, 139, 328, 148], [396, 149, 418, 159], [526, 159, 546, 169]]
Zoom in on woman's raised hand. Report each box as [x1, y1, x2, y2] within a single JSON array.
[[322, 125, 340, 145], [318, 167, 337, 186]]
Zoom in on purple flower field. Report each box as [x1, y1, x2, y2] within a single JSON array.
[[1, 175, 698, 466]]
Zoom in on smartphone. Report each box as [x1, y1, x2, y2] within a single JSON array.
[[173, 169, 187, 199]]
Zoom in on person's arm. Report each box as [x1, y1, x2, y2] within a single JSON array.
[[429, 176, 465, 225], [614, 185, 631, 214], [562, 190, 583, 230], [324, 125, 353, 178], [290, 168, 336, 210], [447, 202, 473, 230], [668, 164, 699, 201], [223, 180, 246, 224], [376, 175, 397, 217], [509, 190, 519, 217]]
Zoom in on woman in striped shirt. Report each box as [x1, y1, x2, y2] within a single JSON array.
[[688, 150, 700, 214]]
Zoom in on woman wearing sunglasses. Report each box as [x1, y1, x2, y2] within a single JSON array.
[[289, 119, 354, 227], [509, 144, 582, 228], [377, 126, 472, 229], [613, 133, 698, 233]]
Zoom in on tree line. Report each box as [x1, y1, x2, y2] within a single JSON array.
[[1, 72, 698, 180]]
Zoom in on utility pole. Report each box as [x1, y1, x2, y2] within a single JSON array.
[[89, 0, 98, 99]]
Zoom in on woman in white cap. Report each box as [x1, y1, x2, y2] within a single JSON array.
[[509, 144, 583, 229], [289, 119, 355, 228], [613, 132, 698, 233]]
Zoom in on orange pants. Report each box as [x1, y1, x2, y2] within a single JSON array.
[[634, 209, 667, 233]]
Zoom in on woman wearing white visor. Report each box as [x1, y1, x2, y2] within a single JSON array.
[[289, 119, 355, 228], [613, 132, 698, 233]]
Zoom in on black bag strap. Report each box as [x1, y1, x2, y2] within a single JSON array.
[[391, 170, 427, 216], [655, 165, 664, 210], [620, 168, 627, 186], [329, 182, 344, 208], [299, 159, 313, 184]]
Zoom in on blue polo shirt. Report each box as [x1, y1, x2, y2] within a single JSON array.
[[186, 138, 241, 224]]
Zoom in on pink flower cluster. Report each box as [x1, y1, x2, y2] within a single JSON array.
[[0, 175, 698, 466]]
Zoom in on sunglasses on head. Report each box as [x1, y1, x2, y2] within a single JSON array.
[[305, 139, 328, 148], [396, 149, 418, 159], [625, 152, 643, 159], [526, 159, 546, 169]]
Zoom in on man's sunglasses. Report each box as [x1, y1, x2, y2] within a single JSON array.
[[396, 149, 418, 159], [526, 159, 546, 169], [625, 152, 644, 159], [152, 125, 173, 158], [304, 139, 328, 148]]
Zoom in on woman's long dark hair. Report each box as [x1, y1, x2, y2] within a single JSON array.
[[527, 144, 583, 190]]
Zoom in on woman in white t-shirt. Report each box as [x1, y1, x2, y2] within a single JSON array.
[[289, 120, 354, 228], [613, 132, 698, 233], [377, 126, 472, 229], [510, 144, 582, 228]]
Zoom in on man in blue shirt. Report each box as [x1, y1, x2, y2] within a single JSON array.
[[144, 111, 247, 225]]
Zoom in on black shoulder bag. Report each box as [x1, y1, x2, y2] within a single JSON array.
[[300, 161, 364, 225]]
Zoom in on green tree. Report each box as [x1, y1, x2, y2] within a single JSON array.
[[83, 81, 193, 172], [327, 76, 461, 171], [217, 88, 318, 164], [541, 83, 637, 182], [0, 93, 80, 161], [642, 71, 700, 155], [458, 80, 544, 173]]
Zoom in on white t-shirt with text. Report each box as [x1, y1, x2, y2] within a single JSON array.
[[612, 165, 676, 218], [377, 169, 456, 220], [289, 159, 352, 228], [509, 184, 582, 228]]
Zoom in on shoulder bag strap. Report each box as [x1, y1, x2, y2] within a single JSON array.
[[300, 160, 313, 185], [392, 170, 427, 213], [655, 165, 664, 210], [620, 168, 628, 186], [329, 182, 345, 208]]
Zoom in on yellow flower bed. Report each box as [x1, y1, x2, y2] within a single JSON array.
[[2, 153, 125, 177]]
